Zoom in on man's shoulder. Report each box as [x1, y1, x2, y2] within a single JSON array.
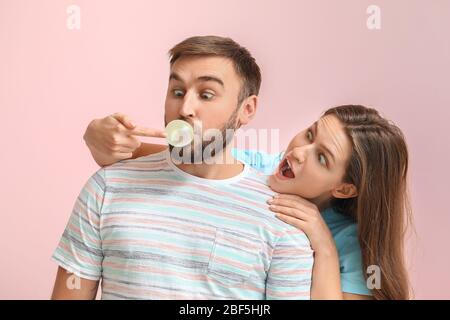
[[239, 167, 310, 243], [100, 150, 170, 183], [242, 166, 273, 190]]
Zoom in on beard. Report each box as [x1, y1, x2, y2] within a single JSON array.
[[166, 106, 240, 164]]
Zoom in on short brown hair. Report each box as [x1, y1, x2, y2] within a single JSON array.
[[168, 35, 262, 104]]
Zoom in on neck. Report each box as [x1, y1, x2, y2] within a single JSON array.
[[311, 195, 332, 212], [175, 145, 244, 180]]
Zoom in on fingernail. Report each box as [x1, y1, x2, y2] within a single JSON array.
[[267, 199, 273, 204]]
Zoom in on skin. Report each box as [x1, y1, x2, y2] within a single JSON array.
[[268, 114, 357, 209], [163, 55, 257, 180], [51, 267, 99, 300]]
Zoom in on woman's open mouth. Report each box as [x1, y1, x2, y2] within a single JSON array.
[[277, 158, 295, 179]]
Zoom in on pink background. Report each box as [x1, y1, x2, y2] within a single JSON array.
[[1, 0, 449, 299]]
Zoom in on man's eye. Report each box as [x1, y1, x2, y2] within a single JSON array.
[[201, 92, 214, 100], [307, 130, 313, 141], [318, 154, 327, 167], [173, 89, 184, 97]]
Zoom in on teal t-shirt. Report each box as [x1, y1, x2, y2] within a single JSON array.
[[231, 148, 371, 296]]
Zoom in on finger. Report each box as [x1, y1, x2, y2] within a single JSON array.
[[112, 113, 136, 130], [128, 126, 167, 138], [268, 197, 309, 211], [275, 213, 308, 231], [120, 136, 141, 150], [273, 193, 316, 209], [268, 204, 309, 221]]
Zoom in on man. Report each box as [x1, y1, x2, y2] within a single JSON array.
[[51, 35, 313, 299]]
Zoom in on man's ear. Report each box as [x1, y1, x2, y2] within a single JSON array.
[[332, 183, 358, 199], [237, 95, 258, 127]]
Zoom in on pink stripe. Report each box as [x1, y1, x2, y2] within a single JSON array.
[[217, 235, 261, 251], [275, 248, 313, 255], [73, 201, 100, 224], [269, 269, 312, 276], [58, 242, 100, 266], [66, 222, 100, 246], [84, 184, 104, 206]]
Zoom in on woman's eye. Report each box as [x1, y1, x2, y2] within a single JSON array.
[[173, 89, 184, 97], [201, 92, 214, 100], [307, 130, 313, 141], [318, 154, 327, 167]]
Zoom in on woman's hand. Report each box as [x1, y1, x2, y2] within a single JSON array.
[[268, 193, 336, 254], [83, 113, 166, 166]]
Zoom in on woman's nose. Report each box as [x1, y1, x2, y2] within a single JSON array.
[[291, 146, 309, 164]]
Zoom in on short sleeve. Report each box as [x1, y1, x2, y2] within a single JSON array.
[[266, 230, 314, 300], [231, 148, 283, 175], [51, 169, 106, 280], [338, 225, 372, 296]]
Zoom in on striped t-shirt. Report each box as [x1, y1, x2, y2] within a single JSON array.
[[52, 149, 314, 299]]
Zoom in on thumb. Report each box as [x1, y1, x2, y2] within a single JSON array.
[[128, 126, 167, 138]]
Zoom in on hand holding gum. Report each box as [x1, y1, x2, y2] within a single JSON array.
[[165, 120, 194, 147]]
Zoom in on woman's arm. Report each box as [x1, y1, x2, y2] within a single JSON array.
[[310, 246, 343, 299], [268, 194, 372, 300], [83, 113, 167, 166]]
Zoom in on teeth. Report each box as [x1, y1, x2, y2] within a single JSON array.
[[279, 158, 295, 179]]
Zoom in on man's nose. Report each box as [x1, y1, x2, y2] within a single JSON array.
[[179, 92, 197, 119]]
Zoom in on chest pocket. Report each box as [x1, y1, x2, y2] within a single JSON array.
[[207, 228, 263, 286]]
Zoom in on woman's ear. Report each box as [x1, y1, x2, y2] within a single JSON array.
[[237, 95, 258, 127], [332, 183, 358, 199]]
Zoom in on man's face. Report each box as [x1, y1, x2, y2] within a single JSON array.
[[164, 56, 243, 159]]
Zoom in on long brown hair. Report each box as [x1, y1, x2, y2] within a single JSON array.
[[324, 105, 412, 300]]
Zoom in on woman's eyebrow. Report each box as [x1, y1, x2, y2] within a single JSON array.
[[313, 122, 336, 164]]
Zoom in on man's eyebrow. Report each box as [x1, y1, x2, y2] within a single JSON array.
[[169, 72, 183, 82], [197, 76, 224, 88], [168, 72, 224, 88], [313, 122, 336, 164]]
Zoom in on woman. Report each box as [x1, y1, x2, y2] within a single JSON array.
[[83, 105, 412, 300]]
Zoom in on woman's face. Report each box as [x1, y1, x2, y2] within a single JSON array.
[[268, 114, 353, 206]]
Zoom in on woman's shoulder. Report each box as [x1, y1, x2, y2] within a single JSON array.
[[321, 208, 361, 257], [231, 148, 283, 174]]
